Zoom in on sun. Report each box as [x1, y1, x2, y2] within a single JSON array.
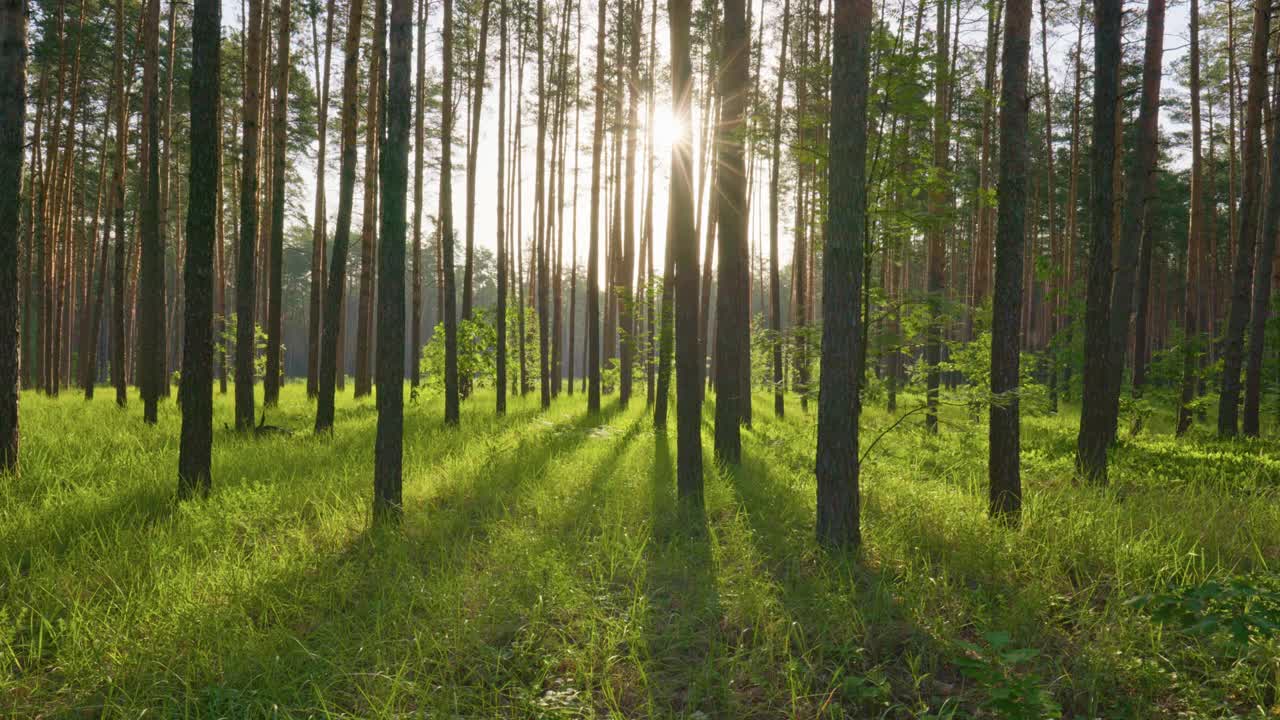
[[648, 102, 684, 156]]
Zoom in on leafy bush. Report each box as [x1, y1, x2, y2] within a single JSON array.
[[954, 631, 1061, 720]]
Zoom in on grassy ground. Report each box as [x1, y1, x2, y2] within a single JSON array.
[[2, 383, 1279, 718]]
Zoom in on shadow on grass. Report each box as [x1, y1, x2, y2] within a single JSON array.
[[65, 405, 636, 716], [636, 431, 724, 717], [723, 445, 968, 717]]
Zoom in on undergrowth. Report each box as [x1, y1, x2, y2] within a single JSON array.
[[1, 385, 1277, 718]]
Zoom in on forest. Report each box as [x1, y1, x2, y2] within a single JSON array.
[[2, 0, 1280, 713]]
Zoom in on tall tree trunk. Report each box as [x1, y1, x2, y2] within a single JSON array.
[[375, 0, 410, 520], [442, 0, 460, 424], [265, 0, 292, 406], [670, 0, 702, 505], [536, 0, 551, 408], [356, 0, 384, 398], [1075, 0, 1121, 480], [237, 0, 265, 429], [587, 0, 606, 413], [816, 0, 870, 547], [309, 0, 336, 398], [315, 0, 366, 432], [1098, 0, 1164, 448], [618, 0, 641, 408], [496, 0, 508, 413], [112, 0, 129, 407], [411, 0, 428, 388], [463, 0, 493, 324], [0, 0, 24, 471], [180, 0, 220, 496], [1243, 55, 1280, 436], [1178, 0, 1207, 434], [1218, 0, 1270, 437], [713, 0, 749, 462], [989, 0, 1030, 521], [768, 0, 791, 419], [140, 0, 167, 424], [923, 0, 949, 433]]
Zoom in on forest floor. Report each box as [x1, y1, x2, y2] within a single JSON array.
[[2, 384, 1280, 718]]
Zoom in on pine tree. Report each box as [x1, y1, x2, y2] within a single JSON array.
[[179, 0, 221, 497]]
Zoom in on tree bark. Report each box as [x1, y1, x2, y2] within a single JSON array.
[[816, 0, 870, 548], [140, 0, 167, 425], [0, 0, 24, 472], [923, 0, 950, 433], [989, 0, 1030, 521], [315, 0, 366, 432], [180, 0, 220, 496], [442, 0, 460, 424], [463, 0, 493, 324], [587, 0, 607, 413], [768, 0, 791, 419], [308, 0, 336, 398], [1098, 0, 1164, 448], [237, 0, 265, 430], [356, 0, 384, 398], [410, 0, 427, 389], [713, 0, 749, 462], [1075, 0, 1121, 480], [375, 0, 410, 520], [496, 0, 509, 413], [670, 0, 702, 506], [1242, 55, 1280, 437], [1218, 0, 1269, 438], [265, 0, 292, 406]]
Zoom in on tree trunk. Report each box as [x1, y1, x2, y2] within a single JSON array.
[[1177, 0, 1206, 434], [1075, 0, 1122, 480], [140, 0, 166, 425], [713, 0, 749, 462], [617, 0, 641, 408], [1242, 55, 1280, 437], [356, 0, 384, 399], [0, 0, 24, 471], [309, 0, 336, 398], [670, 0, 702, 506], [496, 0, 508, 413], [315, 0, 366, 432], [237, 0, 265, 430], [409, 0, 425, 388], [587, 0, 606, 413], [816, 0, 870, 548], [1098, 0, 1164, 448], [179, 0, 220, 496], [463, 0, 493, 324], [442, 0, 460, 424], [375, 0, 410, 520], [768, 0, 791, 419], [265, 0, 292, 406], [923, 0, 949, 433], [1218, 0, 1270, 438], [989, 0, 1030, 521]]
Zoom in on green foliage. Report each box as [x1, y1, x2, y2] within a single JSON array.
[[953, 632, 1061, 720], [215, 313, 270, 378], [418, 309, 500, 394], [1129, 575, 1280, 646], [935, 331, 1048, 415]]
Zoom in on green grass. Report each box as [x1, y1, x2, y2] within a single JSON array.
[[2, 383, 1279, 718]]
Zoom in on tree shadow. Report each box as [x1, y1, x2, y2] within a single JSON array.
[[45, 407, 632, 717], [633, 431, 726, 716], [723, 451, 968, 716]]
